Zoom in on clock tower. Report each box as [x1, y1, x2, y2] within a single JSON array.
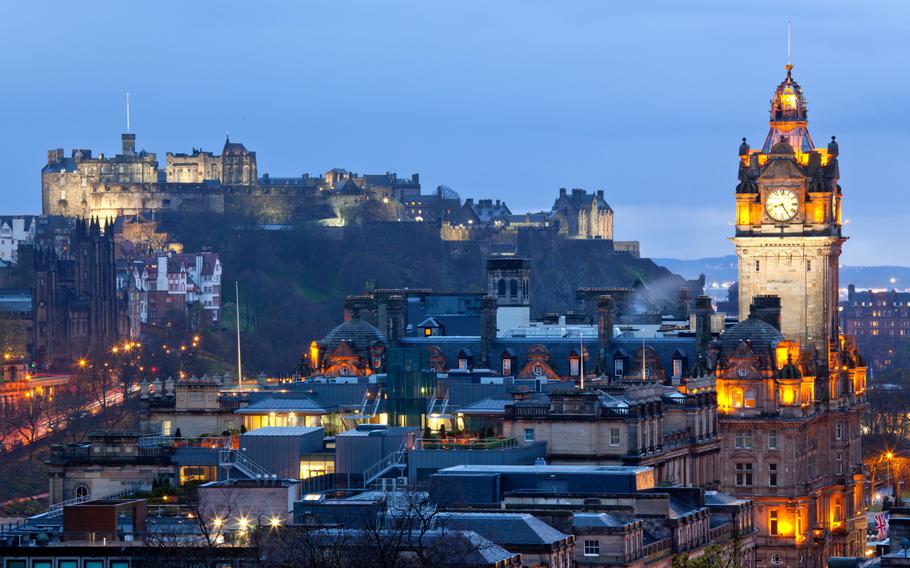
[[732, 64, 844, 352]]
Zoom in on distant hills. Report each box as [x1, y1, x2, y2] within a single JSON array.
[[655, 255, 910, 290]]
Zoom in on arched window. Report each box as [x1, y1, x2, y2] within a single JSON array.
[[732, 389, 744, 408], [497, 279, 506, 296], [509, 279, 518, 297], [74, 485, 90, 499]]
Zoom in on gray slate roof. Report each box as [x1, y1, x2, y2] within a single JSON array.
[[437, 512, 571, 546], [235, 397, 325, 414]]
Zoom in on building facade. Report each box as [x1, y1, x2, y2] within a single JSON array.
[[717, 63, 867, 567], [31, 219, 127, 367], [841, 285, 910, 370]]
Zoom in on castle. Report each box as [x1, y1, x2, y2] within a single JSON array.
[[41, 133, 622, 246]]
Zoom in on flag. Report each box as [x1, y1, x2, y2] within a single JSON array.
[[875, 512, 889, 541]]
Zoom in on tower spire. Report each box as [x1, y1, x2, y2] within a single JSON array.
[[786, 21, 792, 70], [126, 92, 131, 133]]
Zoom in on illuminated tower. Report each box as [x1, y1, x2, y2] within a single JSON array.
[[732, 64, 844, 353]]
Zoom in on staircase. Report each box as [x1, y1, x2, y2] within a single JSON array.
[[361, 440, 407, 488], [426, 388, 453, 418], [219, 449, 272, 480], [31, 485, 140, 521]]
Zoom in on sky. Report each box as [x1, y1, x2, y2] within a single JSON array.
[[0, 1, 907, 265]]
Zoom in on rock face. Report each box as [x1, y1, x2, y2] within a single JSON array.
[[163, 214, 689, 373]]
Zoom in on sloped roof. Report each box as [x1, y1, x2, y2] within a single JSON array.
[[573, 512, 633, 529], [235, 397, 326, 414], [437, 512, 571, 546]]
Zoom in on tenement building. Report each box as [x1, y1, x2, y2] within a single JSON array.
[[712, 63, 867, 566], [841, 284, 910, 369]]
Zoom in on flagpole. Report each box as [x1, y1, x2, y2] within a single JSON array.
[[235, 280, 243, 388]]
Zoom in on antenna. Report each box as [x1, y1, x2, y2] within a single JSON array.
[[579, 334, 585, 390], [641, 336, 646, 382], [787, 21, 792, 66], [126, 92, 131, 133]]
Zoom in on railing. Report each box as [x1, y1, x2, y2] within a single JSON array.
[[642, 538, 671, 561], [219, 449, 272, 479], [342, 392, 381, 420], [362, 441, 407, 488], [709, 522, 733, 541], [139, 435, 234, 449], [300, 473, 335, 494], [415, 437, 517, 451], [37, 485, 141, 519]]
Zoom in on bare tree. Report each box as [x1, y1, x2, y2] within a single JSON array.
[[2, 393, 51, 450]]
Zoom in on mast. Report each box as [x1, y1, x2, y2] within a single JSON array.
[[641, 336, 646, 381], [579, 333, 585, 390], [235, 280, 243, 388]]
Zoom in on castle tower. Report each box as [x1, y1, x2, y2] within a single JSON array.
[[732, 63, 844, 353]]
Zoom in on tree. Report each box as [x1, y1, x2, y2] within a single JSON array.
[[3, 393, 51, 451], [672, 537, 743, 568]]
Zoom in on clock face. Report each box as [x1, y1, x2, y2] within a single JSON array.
[[765, 189, 799, 222]]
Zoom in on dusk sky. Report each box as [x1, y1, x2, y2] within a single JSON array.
[[1, 1, 907, 265]]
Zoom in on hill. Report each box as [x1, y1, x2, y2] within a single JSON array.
[[162, 214, 690, 374]]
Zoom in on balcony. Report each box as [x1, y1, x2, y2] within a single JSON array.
[[759, 535, 796, 547]]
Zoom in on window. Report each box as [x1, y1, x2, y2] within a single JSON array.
[[769, 463, 778, 486], [744, 389, 757, 408], [59, 562, 78, 568], [735, 432, 753, 449], [837, 453, 844, 475], [768, 432, 778, 450], [584, 539, 600, 557], [735, 463, 753, 486], [524, 428, 535, 442], [502, 358, 512, 377], [74, 485, 90, 499], [755, 260, 760, 272], [609, 428, 621, 447], [509, 279, 519, 297], [497, 279, 506, 296], [614, 358, 624, 377], [769, 510, 779, 535], [771, 553, 783, 565], [672, 358, 683, 378], [570, 357, 580, 377], [835, 421, 843, 440]]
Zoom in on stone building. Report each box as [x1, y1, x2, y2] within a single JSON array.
[[502, 384, 720, 488], [551, 188, 613, 239], [0, 216, 37, 264], [31, 218, 127, 367], [714, 63, 867, 567], [841, 285, 910, 370]]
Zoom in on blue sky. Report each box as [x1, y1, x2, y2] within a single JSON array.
[[1, 1, 907, 264]]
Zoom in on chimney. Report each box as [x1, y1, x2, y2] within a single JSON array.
[[56, 148, 64, 162], [676, 287, 691, 320], [47, 150, 57, 166], [597, 190, 604, 199], [750, 295, 782, 331], [559, 187, 567, 197], [386, 295, 406, 347], [597, 295, 614, 352], [694, 296, 714, 355], [122, 133, 136, 156], [480, 295, 497, 367]]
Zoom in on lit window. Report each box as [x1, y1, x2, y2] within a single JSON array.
[[672, 358, 683, 378], [769, 510, 779, 535], [584, 539, 600, 557], [732, 389, 744, 408], [570, 357, 580, 377], [744, 390, 757, 408]]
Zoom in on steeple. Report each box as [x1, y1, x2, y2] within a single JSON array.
[[762, 64, 813, 153]]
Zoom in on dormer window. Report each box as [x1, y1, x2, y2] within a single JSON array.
[[502, 357, 512, 377], [569, 354, 580, 377], [614, 358, 624, 377]]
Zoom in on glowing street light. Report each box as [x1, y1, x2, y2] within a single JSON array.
[[269, 516, 281, 529], [212, 517, 224, 528], [237, 516, 250, 531], [77, 358, 88, 368]]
